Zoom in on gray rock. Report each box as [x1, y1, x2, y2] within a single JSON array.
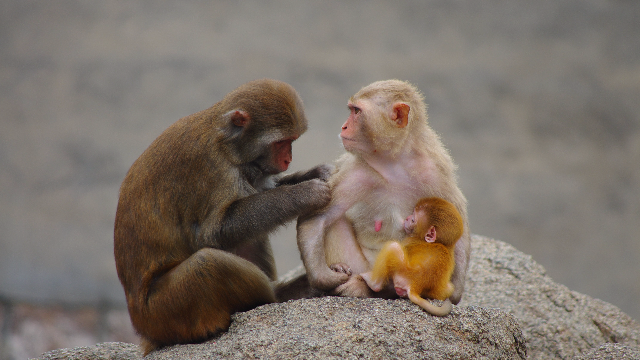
[[461, 235, 640, 359], [157, 299, 526, 360], [38, 341, 139, 360], [38, 236, 640, 359], [41, 299, 525, 360], [575, 343, 640, 360]]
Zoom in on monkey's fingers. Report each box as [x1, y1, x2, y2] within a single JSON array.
[[332, 275, 374, 298], [308, 267, 350, 291], [298, 179, 332, 211], [313, 163, 336, 182], [329, 262, 353, 276]]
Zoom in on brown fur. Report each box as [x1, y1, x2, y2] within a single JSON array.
[[114, 79, 331, 354]]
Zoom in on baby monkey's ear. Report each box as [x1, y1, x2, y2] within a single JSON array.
[[425, 226, 437, 243]]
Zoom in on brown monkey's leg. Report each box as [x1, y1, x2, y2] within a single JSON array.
[[132, 248, 275, 353]]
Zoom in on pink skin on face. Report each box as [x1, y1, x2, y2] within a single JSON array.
[[340, 102, 375, 154], [404, 211, 417, 234], [404, 210, 437, 243]]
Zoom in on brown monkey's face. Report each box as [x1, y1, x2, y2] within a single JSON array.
[[255, 135, 299, 175], [270, 137, 295, 173]]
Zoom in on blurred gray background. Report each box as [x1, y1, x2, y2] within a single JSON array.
[[1, 0, 638, 322]]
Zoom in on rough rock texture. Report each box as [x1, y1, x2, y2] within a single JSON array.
[[38, 236, 640, 359], [460, 236, 640, 359], [41, 299, 526, 360], [575, 343, 640, 360], [37, 342, 139, 360]]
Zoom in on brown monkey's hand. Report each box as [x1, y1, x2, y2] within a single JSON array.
[[329, 262, 352, 276], [277, 164, 335, 186], [309, 163, 336, 182], [296, 179, 331, 212], [332, 275, 374, 298]]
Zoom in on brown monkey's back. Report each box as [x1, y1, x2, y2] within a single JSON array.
[[114, 111, 237, 303]]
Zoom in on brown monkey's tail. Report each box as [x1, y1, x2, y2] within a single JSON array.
[[408, 291, 453, 316]]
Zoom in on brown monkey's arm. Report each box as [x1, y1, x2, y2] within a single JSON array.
[[276, 164, 335, 186], [216, 179, 330, 249]]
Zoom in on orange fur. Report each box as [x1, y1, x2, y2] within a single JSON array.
[[362, 197, 463, 316]]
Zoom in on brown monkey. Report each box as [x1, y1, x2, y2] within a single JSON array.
[[296, 79, 470, 303], [114, 79, 332, 354], [361, 197, 463, 316]]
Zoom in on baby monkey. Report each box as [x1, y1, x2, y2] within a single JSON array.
[[361, 197, 463, 316]]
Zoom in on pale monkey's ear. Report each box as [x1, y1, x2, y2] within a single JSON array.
[[391, 103, 410, 128], [425, 226, 437, 243]]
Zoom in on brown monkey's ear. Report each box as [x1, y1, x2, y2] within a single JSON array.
[[229, 110, 250, 127], [391, 103, 410, 128], [425, 226, 436, 243]]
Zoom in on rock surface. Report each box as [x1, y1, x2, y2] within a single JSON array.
[[38, 235, 640, 359], [460, 236, 640, 359], [575, 343, 640, 360], [41, 299, 526, 360]]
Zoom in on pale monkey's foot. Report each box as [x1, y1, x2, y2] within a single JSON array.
[[360, 272, 384, 292], [332, 275, 374, 298]]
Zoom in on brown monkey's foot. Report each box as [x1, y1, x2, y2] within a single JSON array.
[[330, 263, 353, 276]]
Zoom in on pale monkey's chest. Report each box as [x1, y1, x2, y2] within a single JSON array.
[[345, 188, 415, 250]]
